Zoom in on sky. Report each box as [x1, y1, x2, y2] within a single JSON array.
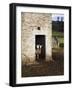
[[52, 14, 64, 21]]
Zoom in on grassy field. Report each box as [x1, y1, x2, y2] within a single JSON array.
[[52, 31, 64, 44], [52, 31, 64, 37]]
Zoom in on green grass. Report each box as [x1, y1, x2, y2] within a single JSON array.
[[52, 31, 64, 37], [58, 37, 64, 43], [52, 31, 64, 44]]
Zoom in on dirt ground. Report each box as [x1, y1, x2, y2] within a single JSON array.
[[22, 48, 64, 77]]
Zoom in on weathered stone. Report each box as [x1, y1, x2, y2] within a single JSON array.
[[21, 12, 52, 64]]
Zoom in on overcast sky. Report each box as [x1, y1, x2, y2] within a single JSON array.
[[52, 14, 64, 21]]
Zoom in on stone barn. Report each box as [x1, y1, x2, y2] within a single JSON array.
[[21, 12, 52, 64]]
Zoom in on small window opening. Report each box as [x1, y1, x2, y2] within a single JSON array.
[[37, 27, 40, 30]]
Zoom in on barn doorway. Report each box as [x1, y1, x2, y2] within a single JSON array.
[[35, 35, 46, 62]]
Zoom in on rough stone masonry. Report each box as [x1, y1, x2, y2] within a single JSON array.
[[21, 12, 52, 64]]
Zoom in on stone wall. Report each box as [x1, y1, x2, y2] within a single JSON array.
[[21, 12, 52, 64]]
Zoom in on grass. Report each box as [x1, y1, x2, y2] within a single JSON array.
[[58, 37, 64, 43], [52, 31, 64, 37], [52, 31, 64, 44]]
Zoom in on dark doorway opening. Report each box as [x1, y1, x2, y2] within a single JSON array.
[[35, 35, 46, 62]]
